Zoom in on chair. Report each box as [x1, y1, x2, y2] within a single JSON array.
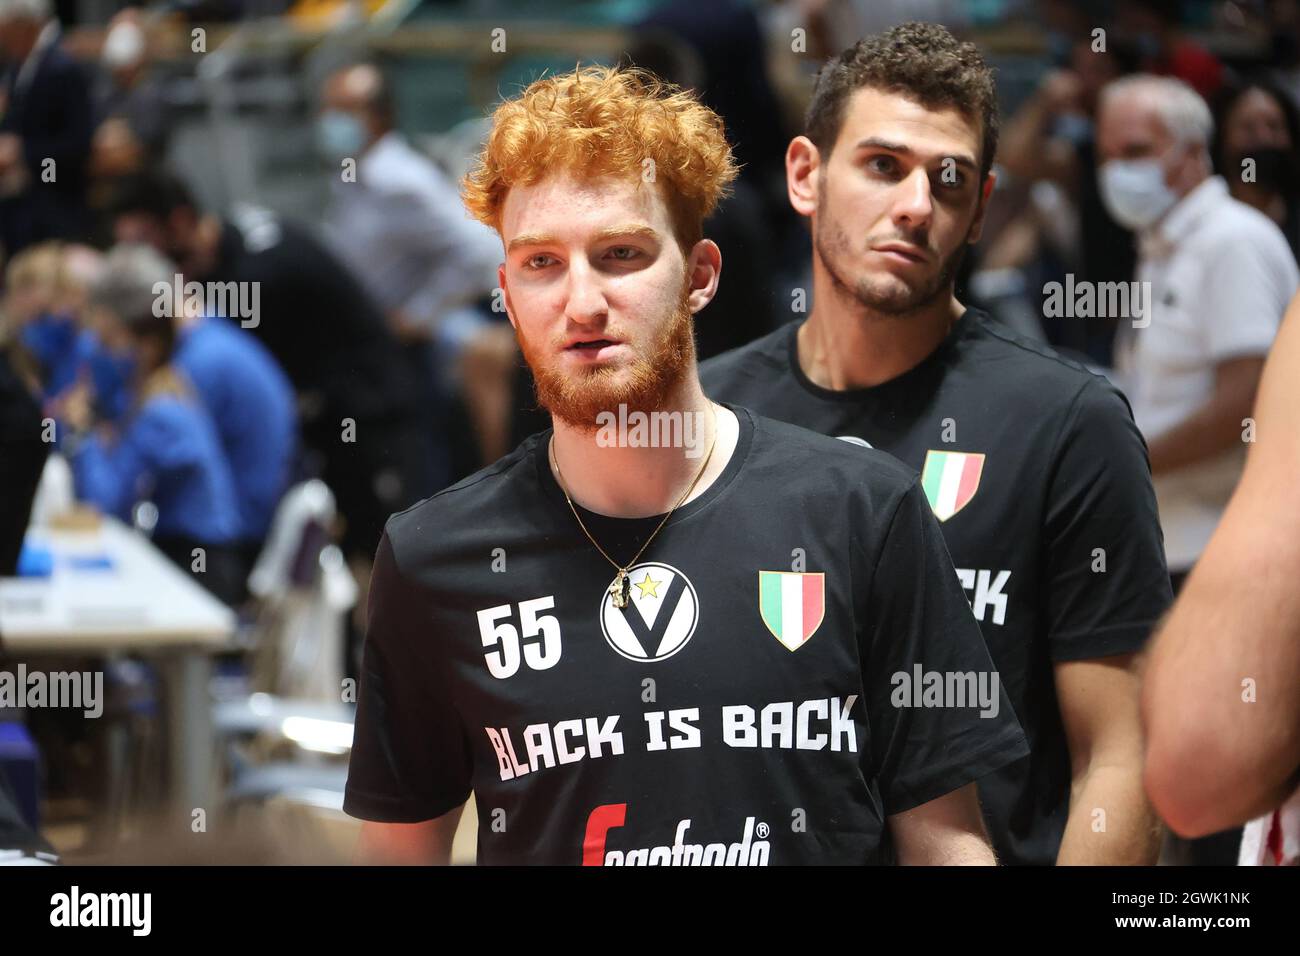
[[212, 480, 358, 812]]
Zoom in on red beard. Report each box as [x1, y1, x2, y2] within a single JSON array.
[[517, 291, 696, 431]]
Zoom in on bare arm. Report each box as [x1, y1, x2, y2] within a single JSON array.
[[888, 783, 997, 865], [1146, 356, 1266, 474], [355, 804, 465, 865], [1143, 300, 1300, 837], [1054, 654, 1161, 864]]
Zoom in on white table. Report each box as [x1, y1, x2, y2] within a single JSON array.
[[0, 517, 236, 819]]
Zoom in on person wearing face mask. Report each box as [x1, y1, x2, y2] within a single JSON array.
[[2, 242, 133, 430], [1097, 74, 1300, 863], [316, 62, 512, 472], [1212, 79, 1300, 264], [91, 8, 172, 180], [62, 244, 243, 607]]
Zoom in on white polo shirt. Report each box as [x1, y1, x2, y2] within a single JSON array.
[[1116, 176, 1299, 570]]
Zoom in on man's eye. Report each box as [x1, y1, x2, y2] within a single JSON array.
[[606, 246, 640, 261], [867, 156, 897, 175], [525, 254, 555, 269]]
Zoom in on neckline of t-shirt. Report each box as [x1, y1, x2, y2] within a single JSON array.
[[786, 309, 979, 403], [533, 402, 756, 531]]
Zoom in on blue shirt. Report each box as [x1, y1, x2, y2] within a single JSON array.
[[174, 316, 297, 542], [71, 390, 241, 545]]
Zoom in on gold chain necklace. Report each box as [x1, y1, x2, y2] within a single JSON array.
[[550, 406, 719, 609]]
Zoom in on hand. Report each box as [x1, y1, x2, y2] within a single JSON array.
[[388, 308, 432, 343], [1038, 70, 1084, 115], [51, 378, 95, 433]]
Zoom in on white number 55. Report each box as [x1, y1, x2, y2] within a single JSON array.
[[477, 596, 562, 679]]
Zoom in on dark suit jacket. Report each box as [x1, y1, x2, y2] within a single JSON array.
[[0, 33, 94, 256]]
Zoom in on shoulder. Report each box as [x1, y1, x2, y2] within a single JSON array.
[[959, 313, 1120, 412], [130, 391, 210, 445], [384, 432, 546, 568], [362, 136, 454, 200], [700, 323, 794, 388], [1194, 193, 1294, 260], [745, 409, 919, 502]]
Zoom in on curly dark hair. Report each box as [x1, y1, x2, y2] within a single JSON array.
[[805, 22, 999, 180]]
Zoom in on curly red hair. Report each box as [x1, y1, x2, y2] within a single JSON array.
[[461, 65, 739, 252]]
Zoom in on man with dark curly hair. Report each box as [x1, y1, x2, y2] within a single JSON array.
[[703, 22, 1173, 865]]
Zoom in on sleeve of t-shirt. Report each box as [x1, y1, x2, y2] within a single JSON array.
[[71, 400, 187, 523], [1044, 379, 1174, 661], [863, 480, 1029, 816], [343, 530, 474, 823], [1200, 226, 1299, 361]]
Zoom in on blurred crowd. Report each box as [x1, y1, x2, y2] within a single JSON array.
[[3, 0, 1300, 679]]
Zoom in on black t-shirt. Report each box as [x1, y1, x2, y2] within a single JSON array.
[[700, 313, 1173, 866], [344, 406, 1028, 865]]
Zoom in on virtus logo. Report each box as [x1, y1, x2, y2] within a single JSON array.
[[599, 562, 699, 662], [582, 802, 771, 866]]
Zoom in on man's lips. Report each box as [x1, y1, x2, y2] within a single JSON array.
[[565, 337, 621, 351], [563, 338, 626, 362], [871, 243, 928, 263]]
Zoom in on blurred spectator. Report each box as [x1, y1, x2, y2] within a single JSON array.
[[4, 242, 142, 429], [317, 62, 515, 466], [1100, 75, 1297, 587], [103, 170, 442, 670], [0, 284, 47, 576], [1270, 0, 1300, 107], [65, 244, 244, 606], [999, 35, 1137, 364], [1098, 72, 1299, 858], [2, 241, 80, 398], [91, 8, 173, 181], [619, 29, 779, 360], [636, 0, 790, 213], [1213, 78, 1300, 261], [1119, 0, 1225, 100], [789, 0, 972, 59], [11, 239, 294, 572], [169, 271, 297, 567], [0, 0, 94, 259]]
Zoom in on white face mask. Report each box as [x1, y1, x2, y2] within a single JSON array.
[[102, 21, 146, 71], [1098, 154, 1179, 231]]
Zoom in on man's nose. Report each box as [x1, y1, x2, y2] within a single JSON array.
[[891, 166, 934, 231], [564, 258, 608, 324]]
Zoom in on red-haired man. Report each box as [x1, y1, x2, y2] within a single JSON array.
[[343, 65, 1027, 865]]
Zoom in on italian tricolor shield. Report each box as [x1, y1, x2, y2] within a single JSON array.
[[758, 571, 825, 651], [921, 450, 985, 522]]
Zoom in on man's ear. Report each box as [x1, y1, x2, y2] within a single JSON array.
[[685, 238, 722, 314], [787, 136, 821, 219], [966, 170, 998, 245], [497, 263, 517, 330]]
